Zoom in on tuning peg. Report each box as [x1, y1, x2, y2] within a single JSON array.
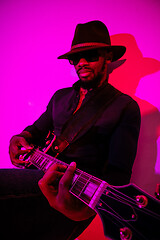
[[136, 195, 148, 208], [120, 227, 132, 240]]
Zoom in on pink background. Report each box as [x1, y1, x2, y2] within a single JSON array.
[[0, 0, 160, 238]]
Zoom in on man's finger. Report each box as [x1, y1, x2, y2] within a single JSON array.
[[59, 162, 76, 190], [38, 163, 67, 188], [11, 158, 28, 167], [47, 163, 67, 174], [18, 138, 33, 150], [38, 163, 67, 207]]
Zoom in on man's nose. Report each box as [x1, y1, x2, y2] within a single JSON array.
[[77, 58, 88, 66]]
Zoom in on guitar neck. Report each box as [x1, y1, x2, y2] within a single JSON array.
[[29, 149, 107, 209], [28, 149, 160, 240]]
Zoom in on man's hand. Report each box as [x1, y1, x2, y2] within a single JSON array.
[[38, 162, 96, 221], [9, 131, 33, 167]]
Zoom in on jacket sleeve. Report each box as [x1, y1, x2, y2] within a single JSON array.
[[104, 100, 141, 185], [24, 96, 54, 144]]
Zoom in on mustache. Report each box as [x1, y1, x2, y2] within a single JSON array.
[[77, 66, 93, 74]]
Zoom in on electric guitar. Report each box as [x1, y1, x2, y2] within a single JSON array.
[[22, 134, 160, 240]]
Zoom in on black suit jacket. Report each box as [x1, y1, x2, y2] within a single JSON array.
[[25, 82, 141, 185]]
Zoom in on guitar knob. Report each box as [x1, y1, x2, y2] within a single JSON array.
[[120, 227, 132, 240]]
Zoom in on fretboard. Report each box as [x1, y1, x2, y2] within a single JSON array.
[[29, 149, 107, 209]]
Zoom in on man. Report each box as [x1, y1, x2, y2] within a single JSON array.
[[8, 20, 141, 239]]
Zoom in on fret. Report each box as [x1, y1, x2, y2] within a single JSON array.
[[29, 151, 46, 169], [37, 156, 45, 166], [72, 172, 80, 184], [36, 157, 44, 166], [44, 161, 54, 172], [40, 158, 49, 170], [41, 158, 55, 172], [30, 154, 39, 163], [77, 174, 92, 195], [35, 150, 58, 165], [88, 180, 107, 209], [70, 170, 83, 192], [70, 170, 103, 206], [28, 148, 105, 208], [24, 147, 108, 210], [29, 149, 67, 172]]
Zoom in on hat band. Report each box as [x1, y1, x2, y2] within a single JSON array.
[[71, 42, 110, 50]]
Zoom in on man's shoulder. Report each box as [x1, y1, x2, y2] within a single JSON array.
[[109, 84, 138, 105], [55, 86, 73, 94], [109, 85, 140, 114], [117, 92, 140, 116], [51, 86, 76, 104], [53, 86, 74, 97], [121, 92, 139, 107], [120, 92, 136, 103]]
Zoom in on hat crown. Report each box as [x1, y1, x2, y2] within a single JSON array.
[[58, 20, 126, 62], [72, 20, 111, 46]]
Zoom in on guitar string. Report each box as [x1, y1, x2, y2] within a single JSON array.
[[101, 186, 160, 219], [26, 137, 158, 240], [70, 177, 160, 221], [32, 150, 159, 208], [97, 198, 137, 222], [31, 149, 102, 185], [29, 150, 160, 220], [32, 150, 159, 204], [32, 149, 102, 180], [97, 201, 148, 240], [102, 189, 160, 220], [33, 149, 159, 239], [99, 188, 139, 220], [70, 176, 160, 222], [104, 188, 138, 206], [31, 150, 103, 202], [27, 151, 159, 240], [105, 185, 140, 205], [30, 147, 158, 205], [99, 194, 138, 221]]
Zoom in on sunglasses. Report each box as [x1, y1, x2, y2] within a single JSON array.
[[69, 50, 101, 65]]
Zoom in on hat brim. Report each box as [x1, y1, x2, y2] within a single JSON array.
[[57, 45, 126, 62]]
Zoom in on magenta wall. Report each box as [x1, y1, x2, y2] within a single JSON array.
[[0, 0, 160, 239], [0, 0, 160, 199]]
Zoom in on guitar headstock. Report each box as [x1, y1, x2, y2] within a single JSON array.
[[95, 183, 160, 240]]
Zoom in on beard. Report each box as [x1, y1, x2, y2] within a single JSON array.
[[78, 61, 107, 89], [79, 74, 103, 89]]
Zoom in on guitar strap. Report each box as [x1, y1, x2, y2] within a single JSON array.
[[52, 83, 122, 155]]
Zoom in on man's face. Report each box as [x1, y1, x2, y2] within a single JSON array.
[[69, 49, 111, 85]]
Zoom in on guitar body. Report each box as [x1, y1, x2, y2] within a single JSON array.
[[96, 184, 160, 240]]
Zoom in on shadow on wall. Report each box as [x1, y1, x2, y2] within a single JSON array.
[[78, 33, 160, 240], [109, 33, 160, 196]]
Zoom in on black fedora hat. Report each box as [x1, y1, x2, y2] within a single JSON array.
[[58, 20, 126, 62]]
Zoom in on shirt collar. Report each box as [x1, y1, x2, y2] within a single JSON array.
[[72, 79, 109, 93]]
